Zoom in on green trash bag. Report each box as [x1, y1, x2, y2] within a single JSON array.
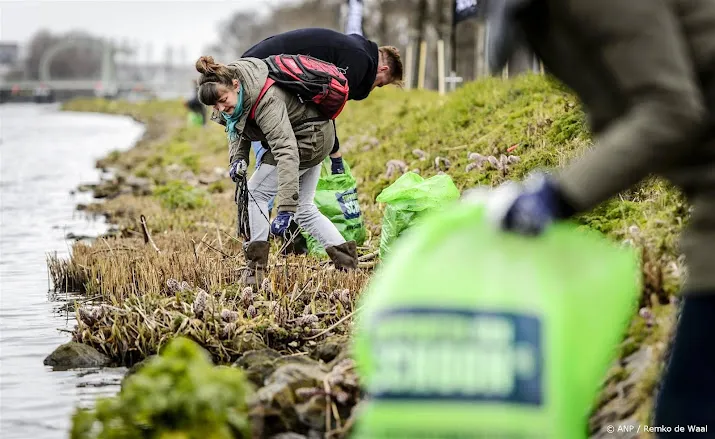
[[351, 200, 640, 439], [186, 111, 203, 127], [302, 157, 367, 257], [376, 172, 460, 258]]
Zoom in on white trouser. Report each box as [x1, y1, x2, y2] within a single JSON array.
[[247, 163, 346, 249]]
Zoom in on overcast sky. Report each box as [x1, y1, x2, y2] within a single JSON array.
[[0, 0, 294, 64]]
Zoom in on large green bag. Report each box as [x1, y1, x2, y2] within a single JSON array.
[[376, 172, 461, 259], [303, 157, 367, 257], [352, 200, 640, 439]]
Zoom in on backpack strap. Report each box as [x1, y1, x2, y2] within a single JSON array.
[[249, 78, 276, 120]]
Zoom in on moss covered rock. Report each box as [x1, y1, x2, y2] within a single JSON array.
[[44, 342, 110, 369], [234, 348, 282, 386], [309, 334, 349, 364]]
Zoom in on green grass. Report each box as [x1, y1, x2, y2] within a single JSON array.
[[153, 180, 211, 211]]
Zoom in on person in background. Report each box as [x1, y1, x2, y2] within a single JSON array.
[[195, 55, 359, 284], [479, 0, 715, 434], [184, 80, 206, 126]]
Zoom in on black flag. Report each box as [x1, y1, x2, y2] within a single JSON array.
[[453, 0, 480, 24]]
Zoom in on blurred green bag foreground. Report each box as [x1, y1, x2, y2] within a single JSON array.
[[352, 201, 640, 439], [376, 172, 461, 259], [303, 157, 367, 257], [70, 337, 252, 439]]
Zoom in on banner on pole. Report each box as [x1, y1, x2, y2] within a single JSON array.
[[453, 0, 480, 24], [345, 0, 365, 36]]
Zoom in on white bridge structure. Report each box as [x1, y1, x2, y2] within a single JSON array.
[[0, 37, 195, 99]]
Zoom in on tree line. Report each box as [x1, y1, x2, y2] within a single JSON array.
[[8, 0, 537, 89], [207, 0, 537, 91]]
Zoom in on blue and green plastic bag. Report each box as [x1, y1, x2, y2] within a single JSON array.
[[352, 200, 640, 439], [303, 157, 367, 257]]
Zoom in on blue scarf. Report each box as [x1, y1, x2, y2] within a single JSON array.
[[221, 83, 244, 142]]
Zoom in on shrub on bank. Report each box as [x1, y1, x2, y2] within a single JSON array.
[[70, 337, 252, 439]]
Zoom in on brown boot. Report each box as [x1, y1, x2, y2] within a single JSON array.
[[242, 240, 270, 285], [326, 241, 358, 271]]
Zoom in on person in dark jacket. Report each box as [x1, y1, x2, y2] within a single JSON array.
[[184, 80, 206, 125], [478, 0, 715, 434], [240, 27, 403, 174]]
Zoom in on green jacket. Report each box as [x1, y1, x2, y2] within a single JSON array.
[[210, 58, 335, 213], [517, 0, 715, 292]]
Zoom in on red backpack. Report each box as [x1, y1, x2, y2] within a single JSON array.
[[249, 54, 350, 121]]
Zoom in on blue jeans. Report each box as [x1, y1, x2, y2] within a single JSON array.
[[252, 141, 275, 212]]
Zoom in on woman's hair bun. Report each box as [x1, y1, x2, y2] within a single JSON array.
[[195, 55, 217, 74]]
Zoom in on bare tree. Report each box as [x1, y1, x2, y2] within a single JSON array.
[[414, 0, 429, 86], [209, 11, 264, 61], [22, 30, 103, 81], [208, 0, 344, 60], [205, 0, 534, 90], [377, 0, 392, 44]]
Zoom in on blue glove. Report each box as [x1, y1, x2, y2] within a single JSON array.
[[501, 173, 576, 236], [330, 156, 345, 174], [229, 159, 247, 182], [270, 211, 294, 237]]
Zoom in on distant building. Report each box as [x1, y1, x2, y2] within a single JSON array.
[[0, 42, 21, 79], [0, 42, 19, 66]]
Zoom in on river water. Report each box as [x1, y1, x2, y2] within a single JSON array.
[[0, 103, 145, 438]]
